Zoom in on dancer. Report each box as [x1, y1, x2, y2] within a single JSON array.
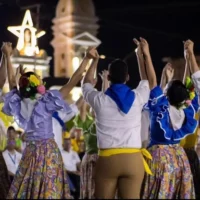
[[0, 43, 10, 199], [3, 138, 22, 182], [52, 96, 84, 152], [79, 70, 108, 199], [137, 38, 198, 199], [1, 42, 95, 199], [79, 108, 98, 199], [62, 135, 81, 199], [82, 44, 153, 199], [183, 39, 200, 199], [141, 63, 174, 148]]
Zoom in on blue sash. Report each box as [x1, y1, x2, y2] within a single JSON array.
[[52, 111, 67, 131]]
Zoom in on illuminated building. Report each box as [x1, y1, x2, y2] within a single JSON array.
[[49, 0, 101, 102]]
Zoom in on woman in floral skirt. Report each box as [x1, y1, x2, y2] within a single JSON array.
[[134, 38, 197, 199], [1, 42, 97, 199]]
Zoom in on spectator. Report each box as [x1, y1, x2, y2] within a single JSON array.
[[3, 138, 22, 182], [7, 126, 16, 140], [70, 128, 80, 152], [61, 135, 81, 199]]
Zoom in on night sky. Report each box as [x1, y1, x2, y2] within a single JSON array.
[[0, 0, 200, 88]]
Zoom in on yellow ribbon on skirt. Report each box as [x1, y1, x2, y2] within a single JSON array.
[[98, 148, 153, 175]]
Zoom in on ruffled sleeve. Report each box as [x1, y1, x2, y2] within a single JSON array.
[[32, 90, 72, 128], [42, 90, 71, 113], [147, 86, 168, 112], [157, 99, 198, 141], [2, 89, 27, 128]]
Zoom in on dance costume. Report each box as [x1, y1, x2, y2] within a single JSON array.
[[74, 114, 98, 199], [141, 86, 198, 199], [184, 70, 200, 199], [2, 89, 72, 199], [0, 91, 11, 199], [82, 80, 152, 199], [52, 108, 79, 194], [52, 104, 79, 152]]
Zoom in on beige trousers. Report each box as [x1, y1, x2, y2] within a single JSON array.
[[95, 152, 145, 199]]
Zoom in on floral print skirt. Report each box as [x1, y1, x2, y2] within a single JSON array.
[[141, 144, 195, 199], [80, 153, 98, 199], [7, 138, 72, 199]]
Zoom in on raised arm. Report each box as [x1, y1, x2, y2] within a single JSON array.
[[83, 49, 99, 84], [0, 45, 7, 89], [140, 38, 157, 89], [184, 40, 199, 74], [60, 47, 96, 99], [1, 42, 16, 90], [184, 40, 200, 93], [75, 96, 84, 110], [79, 102, 87, 122], [183, 46, 191, 84], [160, 64, 167, 90], [99, 70, 110, 92], [160, 63, 174, 90], [133, 38, 147, 80]]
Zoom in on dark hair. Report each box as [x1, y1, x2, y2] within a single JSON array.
[[108, 59, 128, 84], [7, 126, 15, 132], [166, 80, 189, 107], [19, 72, 38, 99]]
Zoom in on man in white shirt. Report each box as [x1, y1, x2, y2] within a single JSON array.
[[61, 137, 81, 198], [81, 42, 154, 199], [62, 137, 81, 173], [3, 138, 22, 182]]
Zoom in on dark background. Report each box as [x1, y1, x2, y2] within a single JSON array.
[[0, 0, 200, 88]]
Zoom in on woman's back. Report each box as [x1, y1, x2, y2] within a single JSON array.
[[148, 86, 198, 147], [2, 89, 72, 142]]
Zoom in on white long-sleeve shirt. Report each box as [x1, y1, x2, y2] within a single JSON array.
[[61, 149, 80, 172], [3, 149, 22, 175], [53, 104, 79, 151], [82, 80, 150, 149]]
